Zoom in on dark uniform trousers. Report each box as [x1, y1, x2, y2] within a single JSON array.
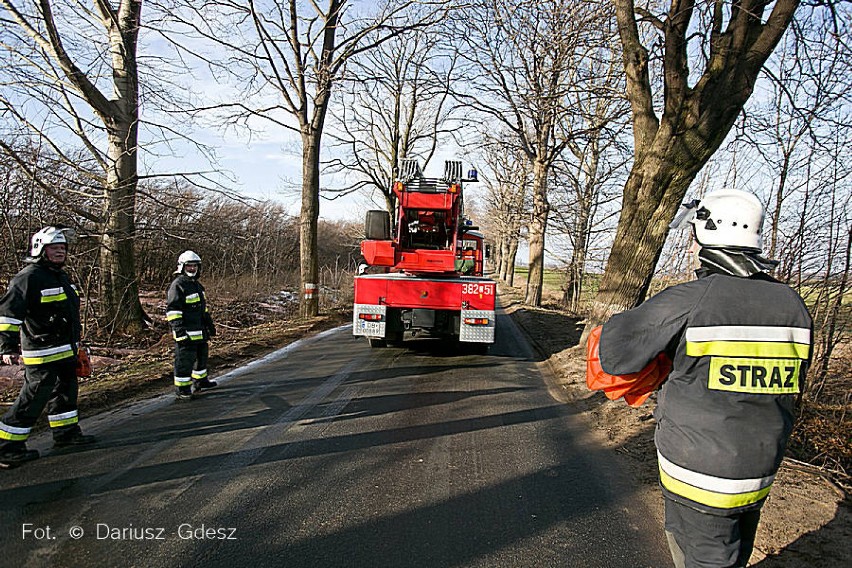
[[174, 340, 209, 389], [665, 498, 761, 568], [0, 357, 81, 450]]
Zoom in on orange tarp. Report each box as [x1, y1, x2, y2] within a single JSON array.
[[586, 325, 672, 407]]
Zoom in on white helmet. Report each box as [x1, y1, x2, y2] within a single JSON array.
[[30, 226, 77, 258], [175, 250, 202, 274], [670, 189, 764, 251]]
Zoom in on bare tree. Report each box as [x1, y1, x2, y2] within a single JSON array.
[[0, 0, 149, 331], [0, 0, 223, 332], [583, 0, 803, 340], [159, 0, 447, 317], [0, 142, 83, 272], [326, 28, 460, 214], [549, 16, 631, 312], [454, 0, 607, 307], [680, 6, 852, 393], [479, 135, 530, 286], [774, 118, 852, 398], [738, 13, 852, 262]]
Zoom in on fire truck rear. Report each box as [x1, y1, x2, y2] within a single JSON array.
[[353, 160, 496, 352]]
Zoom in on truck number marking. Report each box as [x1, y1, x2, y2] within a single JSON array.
[[462, 283, 494, 295]]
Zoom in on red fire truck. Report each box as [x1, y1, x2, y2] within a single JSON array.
[[353, 160, 496, 352]]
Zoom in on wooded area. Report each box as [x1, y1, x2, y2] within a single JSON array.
[[0, 1, 848, 425]]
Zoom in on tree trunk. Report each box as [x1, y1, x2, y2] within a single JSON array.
[[498, 230, 510, 281], [489, 233, 498, 278], [97, 0, 146, 333], [563, 187, 591, 311], [768, 152, 791, 260], [300, 132, 321, 317], [384, 192, 396, 219], [583, 139, 699, 342], [584, 0, 802, 345], [505, 205, 524, 286], [564, 229, 587, 311], [524, 160, 550, 306], [506, 239, 518, 287], [99, 121, 145, 332]]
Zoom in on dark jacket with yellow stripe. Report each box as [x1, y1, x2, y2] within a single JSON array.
[[599, 271, 812, 516], [166, 274, 214, 342], [0, 260, 81, 364]]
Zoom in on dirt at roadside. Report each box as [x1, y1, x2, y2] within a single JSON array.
[[501, 286, 851, 568], [0, 310, 352, 421]]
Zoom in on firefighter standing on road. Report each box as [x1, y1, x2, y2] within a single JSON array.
[[0, 226, 96, 469], [593, 189, 813, 568], [167, 251, 217, 400]]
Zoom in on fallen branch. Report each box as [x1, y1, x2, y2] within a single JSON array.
[[781, 457, 849, 500]]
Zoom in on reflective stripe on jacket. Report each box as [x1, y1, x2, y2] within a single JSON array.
[[599, 272, 812, 516], [0, 261, 81, 363]]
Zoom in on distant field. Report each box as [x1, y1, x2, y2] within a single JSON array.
[[507, 267, 601, 309], [507, 266, 850, 318]]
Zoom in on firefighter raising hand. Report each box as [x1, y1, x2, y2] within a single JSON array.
[[591, 189, 813, 568], [166, 251, 218, 401]]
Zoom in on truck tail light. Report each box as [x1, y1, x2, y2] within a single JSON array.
[[463, 317, 490, 326], [358, 313, 384, 322]]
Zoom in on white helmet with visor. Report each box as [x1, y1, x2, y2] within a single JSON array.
[[175, 250, 202, 274], [670, 189, 765, 251], [30, 226, 77, 258]]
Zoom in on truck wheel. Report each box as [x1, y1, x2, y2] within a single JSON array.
[[461, 342, 489, 355], [368, 338, 387, 348]]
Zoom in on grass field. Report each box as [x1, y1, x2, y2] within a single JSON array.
[[508, 266, 602, 310]]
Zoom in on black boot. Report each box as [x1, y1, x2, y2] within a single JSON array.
[[0, 445, 40, 469], [175, 387, 194, 401], [53, 431, 97, 448], [193, 379, 218, 392]]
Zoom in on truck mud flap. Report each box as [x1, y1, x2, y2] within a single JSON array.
[[353, 304, 387, 338], [459, 309, 495, 343]]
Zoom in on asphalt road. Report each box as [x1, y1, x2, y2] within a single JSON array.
[[1, 312, 671, 567]]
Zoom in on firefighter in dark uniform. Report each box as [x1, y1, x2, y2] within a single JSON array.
[[595, 189, 813, 568], [167, 251, 217, 400], [0, 226, 96, 469]]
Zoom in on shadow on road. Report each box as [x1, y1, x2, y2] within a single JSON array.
[[0, 403, 567, 510], [67, 360, 506, 449], [263, 461, 641, 567], [303, 387, 534, 425]]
